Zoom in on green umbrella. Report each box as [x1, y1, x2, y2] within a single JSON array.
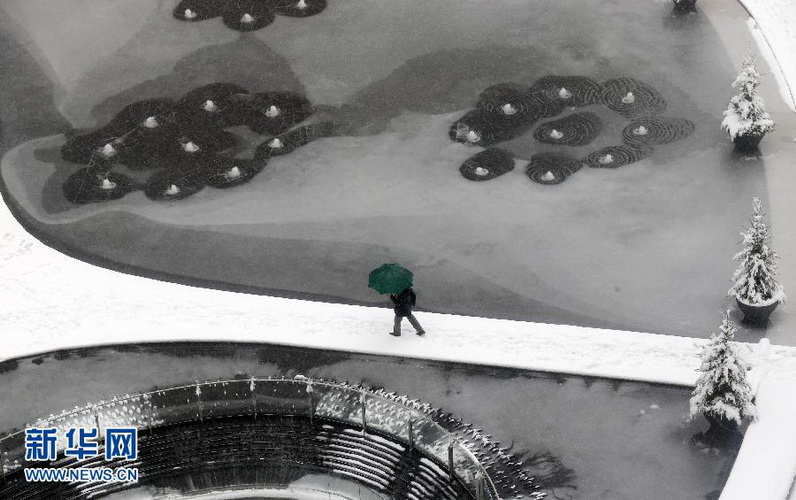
[[368, 263, 413, 295]]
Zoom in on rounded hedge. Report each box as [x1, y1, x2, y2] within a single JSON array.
[[144, 166, 207, 201], [533, 112, 603, 147], [600, 78, 667, 118], [176, 83, 251, 130], [525, 153, 583, 185], [109, 98, 178, 132], [222, 0, 276, 31], [244, 91, 314, 136], [59, 82, 321, 204], [529, 75, 602, 107], [254, 122, 334, 159], [475, 83, 543, 121], [273, 0, 327, 17], [203, 157, 268, 189], [61, 129, 128, 165], [63, 168, 135, 204], [621, 116, 695, 145], [448, 109, 532, 147], [583, 142, 653, 169], [173, 0, 227, 21], [459, 148, 515, 181]]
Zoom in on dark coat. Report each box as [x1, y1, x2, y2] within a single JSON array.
[[390, 287, 416, 317]]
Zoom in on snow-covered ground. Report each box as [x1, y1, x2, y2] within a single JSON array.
[[723, 377, 796, 500], [2, 0, 796, 498], [3, 168, 796, 498], [0, 194, 713, 383], [740, 0, 796, 112]]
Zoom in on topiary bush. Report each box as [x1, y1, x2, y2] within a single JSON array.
[[459, 148, 515, 181]]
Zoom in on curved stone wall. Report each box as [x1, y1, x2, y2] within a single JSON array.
[[0, 377, 544, 500]]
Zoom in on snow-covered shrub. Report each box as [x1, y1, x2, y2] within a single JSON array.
[[690, 311, 756, 427], [721, 56, 775, 140], [728, 197, 785, 306]]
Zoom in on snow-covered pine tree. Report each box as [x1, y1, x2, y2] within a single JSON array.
[[728, 197, 785, 306], [721, 55, 775, 142], [690, 311, 756, 430]]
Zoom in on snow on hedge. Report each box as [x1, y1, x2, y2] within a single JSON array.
[[721, 57, 776, 139], [690, 312, 756, 426]]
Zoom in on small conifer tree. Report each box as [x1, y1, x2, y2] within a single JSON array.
[[690, 311, 756, 429], [728, 197, 785, 306], [721, 56, 775, 140]]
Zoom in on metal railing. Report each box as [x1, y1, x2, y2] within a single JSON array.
[[0, 376, 500, 500]]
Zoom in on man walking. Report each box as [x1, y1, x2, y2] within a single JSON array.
[[389, 287, 425, 337]]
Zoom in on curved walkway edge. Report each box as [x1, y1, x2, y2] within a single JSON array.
[[0, 193, 711, 386], [736, 0, 796, 112], [721, 377, 796, 500]]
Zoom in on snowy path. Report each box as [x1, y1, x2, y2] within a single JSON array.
[[4, 184, 796, 500], [0, 192, 706, 385], [722, 379, 796, 500]]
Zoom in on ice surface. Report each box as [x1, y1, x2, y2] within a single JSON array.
[[0, 0, 778, 338]]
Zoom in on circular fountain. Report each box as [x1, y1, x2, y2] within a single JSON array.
[[0, 377, 539, 500]]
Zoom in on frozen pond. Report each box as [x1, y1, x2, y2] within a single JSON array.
[[0, 0, 778, 339], [0, 342, 737, 499]]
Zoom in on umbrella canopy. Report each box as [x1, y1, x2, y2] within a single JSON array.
[[368, 263, 413, 295]]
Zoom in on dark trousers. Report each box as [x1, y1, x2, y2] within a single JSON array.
[[393, 313, 424, 335]]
